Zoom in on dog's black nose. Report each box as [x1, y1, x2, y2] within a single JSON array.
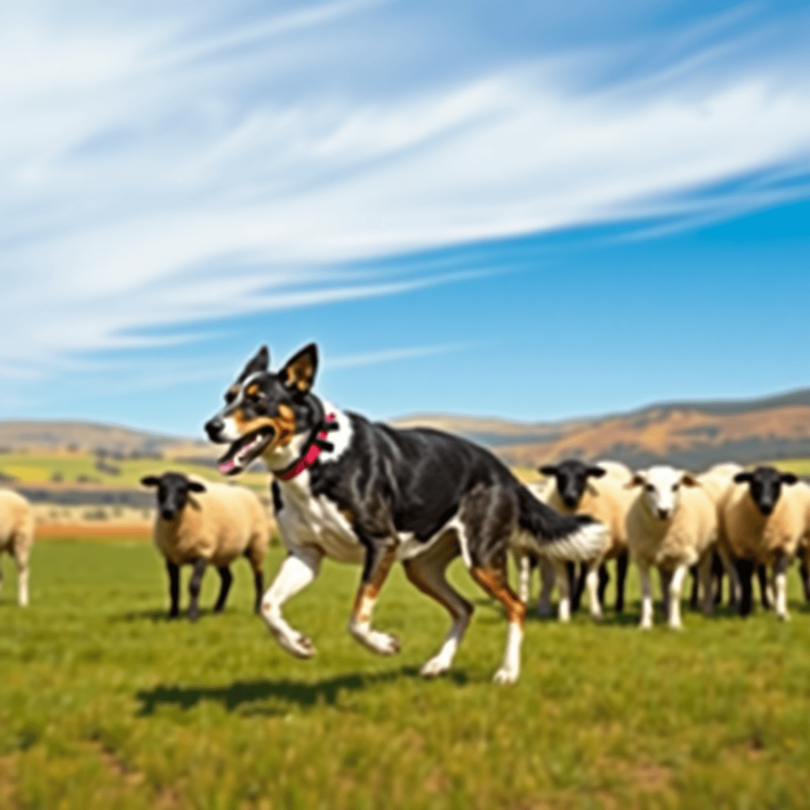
[[205, 417, 224, 442]]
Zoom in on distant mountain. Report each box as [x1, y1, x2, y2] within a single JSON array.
[[4, 385, 810, 470], [0, 420, 208, 457], [391, 387, 810, 470]]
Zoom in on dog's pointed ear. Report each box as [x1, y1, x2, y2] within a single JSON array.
[[141, 476, 160, 487], [237, 346, 270, 383], [281, 343, 318, 394], [188, 480, 206, 493]]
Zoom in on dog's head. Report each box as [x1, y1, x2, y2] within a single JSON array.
[[141, 472, 206, 521], [204, 343, 319, 476]]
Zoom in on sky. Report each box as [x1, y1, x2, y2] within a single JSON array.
[[1, 0, 809, 437]]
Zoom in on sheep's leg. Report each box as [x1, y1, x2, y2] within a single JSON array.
[[213, 566, 232, 613], [757, 565, 773, 610], [188, 558, 207, 622], [688, 564, 699, 611], [667, 564, 688, 630], [537, 558, 555, 617], [712, 552, 725, 606], [244, 545, 265, 614], [404, 533, 472, 677], [348, 537, 400, 655], [516, 552, 532, 605], [615, 551, 628, 613], [773, 553, 790, 621], [801, 555, 810, 602], [166, 560, 180, 618], [261, 549, 322, 658], [14, 540, 29, 608], [718, 547, 741, 610], [698, 554, 714, 615], [0, 555, 4, 597], [659, 569, 672, 617], [585, 561, 603, 621], [554, 560, 571, 622], [570, 562, 586, 613], [638, 562, 654, 630], [736, 558, 754, 617], [597, 563, 610, 605]]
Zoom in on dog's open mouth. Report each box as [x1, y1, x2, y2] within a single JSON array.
[[218, 428, 273, 476]]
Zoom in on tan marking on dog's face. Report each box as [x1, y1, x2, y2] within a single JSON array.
[[471, 565, 526, 624], [246, 383, 260, 397], [232, 403, 297, 454]]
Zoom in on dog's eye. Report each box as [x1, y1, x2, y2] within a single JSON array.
[[224, 390, 237, 405]]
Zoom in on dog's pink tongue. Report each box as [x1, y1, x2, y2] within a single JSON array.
[[219, 458, 236, 474]]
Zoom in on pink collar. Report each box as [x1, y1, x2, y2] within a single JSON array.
[[276, 413, 336, 481]]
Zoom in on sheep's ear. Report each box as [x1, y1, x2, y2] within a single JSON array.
[[141, 476, 160, 487], [281, 343, 318, 394], [627, 473, 646, 489], [734, 472, 752, 484], [587, 466, 607, 479], [781, 473, 799, 486], [188, 481, 206, 493], [237, 346, 270, 383], [681, 473, 699, 487], [539, 465, 558, 476]]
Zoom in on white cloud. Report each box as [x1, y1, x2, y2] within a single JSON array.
[[1, 1, 810, 377]]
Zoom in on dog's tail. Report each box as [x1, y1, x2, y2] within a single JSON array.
[[517, 486, 606, 562]]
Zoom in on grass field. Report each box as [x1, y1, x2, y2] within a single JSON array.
[[3, 539, 810, 809]]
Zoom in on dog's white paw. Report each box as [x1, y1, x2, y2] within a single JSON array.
[[366, 631, 401, 656], [279, 632, 316, 659], [420, 656, 451, 678], [492, 666, 519, 685]]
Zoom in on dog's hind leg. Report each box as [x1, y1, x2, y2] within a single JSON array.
[[404, 533, 473, 677], [470, 555, 526, 685], [348, 537, 400, 655], [261, 548, 322, 658]]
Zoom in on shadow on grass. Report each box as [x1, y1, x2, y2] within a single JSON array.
[[110, 607, 232, 623], [136, 665, 468, 716]]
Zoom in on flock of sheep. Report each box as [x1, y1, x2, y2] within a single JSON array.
[[2, 459, 810, 632], [520, 460, 810, 628]]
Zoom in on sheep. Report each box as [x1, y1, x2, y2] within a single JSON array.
[[719, 466, 810, 621], [626, 466, 719, 630], [141, 472, 270, 621], [0, 489, 35, 606], [528, 459, 636, 621]]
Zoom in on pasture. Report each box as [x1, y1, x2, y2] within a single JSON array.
[[3, 538, 810, 809]]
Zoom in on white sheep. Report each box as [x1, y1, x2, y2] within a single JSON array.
[[141, 472, 270, 621], [0, 490, 35, 607], [626, 466, 718, 630], [519, 460, 635, 621], [719, 466, 810, 621]]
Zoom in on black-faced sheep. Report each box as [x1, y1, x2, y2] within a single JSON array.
[[720, 466, 810, 620], [534, 459, 635, 621], [0, 489, 35, 606], [141, 472, 270, 621]]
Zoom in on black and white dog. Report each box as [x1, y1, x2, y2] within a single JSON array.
[[204, 344, 605, 683]]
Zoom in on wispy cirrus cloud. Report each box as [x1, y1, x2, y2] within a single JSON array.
[[2, 0, 810, 386]]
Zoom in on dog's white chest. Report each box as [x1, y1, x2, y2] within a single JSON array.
[[276, 480, 364, 564]]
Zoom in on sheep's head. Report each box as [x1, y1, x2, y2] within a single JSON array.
[[141, 472, 206, 521], [629, 465, 698, 521], [734, 467, 798, 516], [539, 460, 606, 510], [203, 344, 318, 476]]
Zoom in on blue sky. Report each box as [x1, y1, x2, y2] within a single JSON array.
[[1, 1, 809, 437]]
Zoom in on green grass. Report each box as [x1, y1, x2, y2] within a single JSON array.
[[3, 540, 810, 809]]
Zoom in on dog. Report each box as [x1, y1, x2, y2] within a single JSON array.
[[204, 343, 605, 683]]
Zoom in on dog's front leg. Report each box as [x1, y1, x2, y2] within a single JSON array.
[[348, 538, 400, 655], [261, 548, 322, 658]]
